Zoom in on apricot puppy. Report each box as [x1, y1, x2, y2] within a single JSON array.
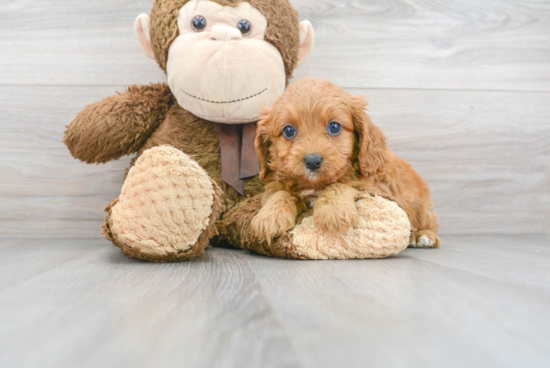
[[251, 78, 441, 248]]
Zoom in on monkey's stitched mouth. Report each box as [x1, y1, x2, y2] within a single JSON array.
[[181, 88, 268, 104]]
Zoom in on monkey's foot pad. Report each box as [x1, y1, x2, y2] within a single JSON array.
[[221, 194, 411, 260], [103, 145, 222, 262], [290, 195, 411, 259]]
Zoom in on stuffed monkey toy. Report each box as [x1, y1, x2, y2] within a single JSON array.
[[64, 0, 411, 261]]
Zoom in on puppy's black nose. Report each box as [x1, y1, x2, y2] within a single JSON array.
[[304, 154, 323, 172]]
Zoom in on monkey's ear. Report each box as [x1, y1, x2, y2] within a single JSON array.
[[256, 106, 274, 181], [134, 14, 155, 60], [297, 20, 315, 67]]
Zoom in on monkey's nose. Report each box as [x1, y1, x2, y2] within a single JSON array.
[[210, 26, 242, 41], [304, 155, 323, 172]]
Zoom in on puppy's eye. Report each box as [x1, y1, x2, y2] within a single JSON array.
[[283, 125, 297, 140], [192, 15, 207, 32], [237, 19, 252, 35], [328, 121, 342, 136]]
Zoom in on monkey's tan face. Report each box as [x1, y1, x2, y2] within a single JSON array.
[[167, 0, 286, 124]]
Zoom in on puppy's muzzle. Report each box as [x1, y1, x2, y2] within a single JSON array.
[[304, 154, 323, 173]]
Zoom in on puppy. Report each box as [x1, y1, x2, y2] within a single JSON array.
[[251, 78, 441, 248]]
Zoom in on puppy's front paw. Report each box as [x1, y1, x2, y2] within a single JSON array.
[[314, 200, 358, 234], [251, 206, 296, 243]]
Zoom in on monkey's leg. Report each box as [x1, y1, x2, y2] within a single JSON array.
[[102, 146, 223, 262], [217, 195, 307, 259], [220, 194, 411, 260], [289, 194, 411, 259]]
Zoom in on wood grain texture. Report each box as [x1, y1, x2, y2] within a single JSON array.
[[1, 0, 549, 236], [1, 236, 549, 368], [0, 0, 166, 86], [2, 2, 548, 365], [0, 0, 549, 91], [0, 86, 132, 237], [292, 0, 550, 91], [1, 86, 548, 237], [366, 88, 550, 235]]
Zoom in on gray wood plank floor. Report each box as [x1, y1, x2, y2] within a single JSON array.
[[1, 236, 549, 368]]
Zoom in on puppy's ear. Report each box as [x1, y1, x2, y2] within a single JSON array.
[[351, 95, 390, 177], [256, 106, 273, 181]]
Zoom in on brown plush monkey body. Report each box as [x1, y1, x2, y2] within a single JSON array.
[[65, 0, 413, 262], [65, 0, 318, 261]]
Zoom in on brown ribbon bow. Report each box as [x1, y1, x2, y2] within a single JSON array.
[[219, 123, 260, 196]]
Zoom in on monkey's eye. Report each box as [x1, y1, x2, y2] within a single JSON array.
[[192, 15, 207, 32], [283, 125, 297, 140], [237, 19, 252, 35], [328, 121, 342, 136]]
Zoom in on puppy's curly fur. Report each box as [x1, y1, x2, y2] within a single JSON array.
[[251, 78, 441, 247]]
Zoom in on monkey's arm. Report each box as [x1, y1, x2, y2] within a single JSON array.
[[64, 83, 175, 164]]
